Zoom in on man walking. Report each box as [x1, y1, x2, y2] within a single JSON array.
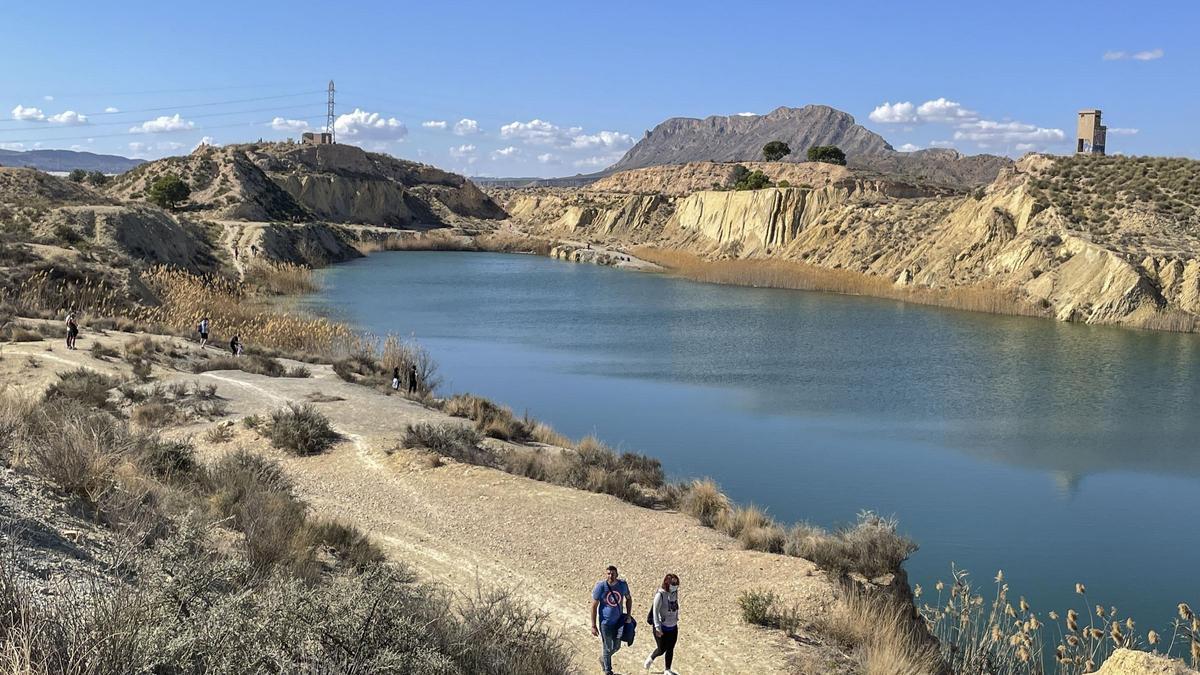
[[198, 316, 210, 347], [591, 564, 632, 675]]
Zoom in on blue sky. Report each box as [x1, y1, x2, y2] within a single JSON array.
[[1, 0, 1194, 176]]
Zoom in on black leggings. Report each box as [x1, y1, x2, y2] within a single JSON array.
[[652, 628, 678, 669]]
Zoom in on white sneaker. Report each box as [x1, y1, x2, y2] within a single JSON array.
[[665, 670, 678, 675], [644, 653, 654, 669]]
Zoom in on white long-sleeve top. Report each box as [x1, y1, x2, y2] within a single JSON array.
[[652, 589, 679, 629]]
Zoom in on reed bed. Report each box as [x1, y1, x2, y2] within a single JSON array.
[[242, 260, 319, 295], [355, 229, 552, 256], [634, 247, 1048, 319], [917, 568, 1200, 674]]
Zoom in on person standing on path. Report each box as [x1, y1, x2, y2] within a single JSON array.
[[230, 335, 243, 357], [391, 367, 401, 391], [407, 362, 418, 396], [644, 573, 681, 674], [65, 311, 79, 350], [591, 564, 633, 675], [198, 316, 210, 347]]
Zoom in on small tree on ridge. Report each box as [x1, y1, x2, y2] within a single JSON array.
[[147, 174, 191, 210], [762, 141, 791, 162]]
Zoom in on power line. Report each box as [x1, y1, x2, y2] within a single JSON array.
[[35, 82, 318, 98], [0, 115, 328, 144], [0, 91, 325, 126], [0, 103, 323, 135]]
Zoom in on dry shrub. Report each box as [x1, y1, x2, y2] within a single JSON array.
[[784, 511, 918, 579], [402, 422, 492, 466], [203, 424, 234, 443], [131, 402, 176, 429], [43, 367, 118, 409], [192, 354, 287, 377], [816, 585, 941, 675], [716, 504, 772, 539], [89, 342, 119, 360], [204, 449, 313, 576], [634, 247, 1047, 319], [304, 519, 386, 571], [527, 420, 571, 447], [677, 479, 731, 527], [0, 535, 574, 674], [263, 403, 340, 456], [443, 393, 530, 442]]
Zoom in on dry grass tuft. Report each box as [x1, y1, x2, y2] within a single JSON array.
[[263, 403, 340, 456]]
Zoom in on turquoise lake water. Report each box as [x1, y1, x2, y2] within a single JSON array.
[[304, 250, 1200, 633]]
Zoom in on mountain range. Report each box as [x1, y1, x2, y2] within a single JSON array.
[[0, 148, 144, 174]]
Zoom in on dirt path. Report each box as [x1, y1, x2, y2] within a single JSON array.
[[4, 330, 846, 674]]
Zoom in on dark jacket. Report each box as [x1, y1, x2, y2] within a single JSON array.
[[616, 615, 637, 645]]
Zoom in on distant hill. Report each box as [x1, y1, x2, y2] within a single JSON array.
[[601, 104, 1011, 189], [0, 148, 144, 174], [611, 105, 895, 172]]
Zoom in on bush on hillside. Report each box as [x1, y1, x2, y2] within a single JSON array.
[[263, 403, 340, 456], [402, 422, 493, 466], [43, 367, 118, 409], [146, 174, 191, 210]]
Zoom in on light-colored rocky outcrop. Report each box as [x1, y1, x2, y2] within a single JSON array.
[[500, 155, 1200, 329], [1095, 649, 1199, 675], [37, 205, 221, 272]]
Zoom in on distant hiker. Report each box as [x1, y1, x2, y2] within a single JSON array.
[[198, 317, 210, 347], [591, 564, 633, 675], [644, 573, 681, 675], [391, 367, 401, 391], [230, 335, 242, 357], [65, 311, 79, 350], [407, 362, 418, 395]]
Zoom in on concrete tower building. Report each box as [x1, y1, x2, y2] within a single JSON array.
[[1076, 109, 1107, 155]]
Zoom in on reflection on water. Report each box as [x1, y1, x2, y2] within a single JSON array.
[[303, 251, 1200, 631]]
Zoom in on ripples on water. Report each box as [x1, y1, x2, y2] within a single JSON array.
[[304, 250, 1200, 633]]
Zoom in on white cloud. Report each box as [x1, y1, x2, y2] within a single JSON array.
[[1015, 143, 1037, 152], [334, 108, 407, 142], [270, 117, 310, 132], [929, 140, 955, 148], [953, 120, 1065, 144], [897, 143, 921, 152], [129, 114, 195, 133], [500, 119, 634, 155], [43, 95, 54, 102], [536, 153, 559, 164], [0, 142, 26, 151], [734, 112, 758, 116], [570, 130, 634, 150], [47, 110, 88, 125], [1108, 127, 1139, 135], [104, 106, 120, 113], [449, 144, 476, 158], [11, 105, 45, 121], [422, 120, 447, 129], [453, 118, 480, 135], [915, 98, 977, 123], [869, 101, 916, 124], [491, 146, 520, 159], [500, 119, 575, 145], [869, 98, 976, 124], [1104, 48, 1164, 61], [193, 136, 215, 151]]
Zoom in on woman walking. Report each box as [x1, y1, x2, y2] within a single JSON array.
[[644, 573, 680, 674]]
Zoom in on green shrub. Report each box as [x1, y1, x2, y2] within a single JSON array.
[[807, 145, 847, 165], [43, 367, 118, 409], [738, 589, 800, 632], [264, 403, 340, 456]]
